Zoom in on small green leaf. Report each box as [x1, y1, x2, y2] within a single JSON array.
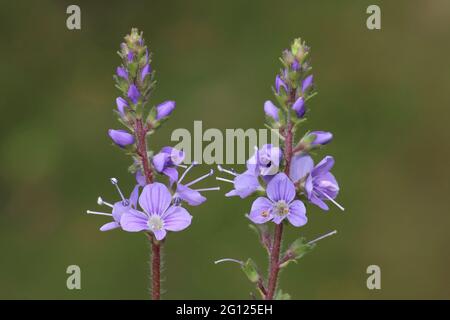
[[280, 237, 316, 267], [241, 258, 260, 283], [275, 289, 291, 300]]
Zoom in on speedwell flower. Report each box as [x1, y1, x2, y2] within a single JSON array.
[[247, 173, 307, 227], [120, 183, 192, 240]]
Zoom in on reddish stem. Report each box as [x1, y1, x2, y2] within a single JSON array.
[[134, 118, 161, 300], [265, 89, 295, 300]]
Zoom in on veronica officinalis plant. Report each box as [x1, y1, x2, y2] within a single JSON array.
[[215, 39, 344, 300], [86, 29, 218, 300]]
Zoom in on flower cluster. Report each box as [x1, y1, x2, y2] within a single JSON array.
[[216, 38, 343, 300], [85, 29, 217, 299]]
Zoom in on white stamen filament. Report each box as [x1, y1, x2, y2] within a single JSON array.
[[320, 191, 345, 211], [217, 165, 238, 177], [86, 210, 112, 217], [214, 258, 243, 265], [110, 177, 127, 203], [216, 177, 234, 184], [185, 169, 214, 187], [308, 230, 337, 245], [176, 164, 188, 169], [97, 196, 113, 208], [194, 187, 220, 192], [178, 161, 198, 184]]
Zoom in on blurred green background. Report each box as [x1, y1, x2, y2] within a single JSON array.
[[1, 0, 449, 299]]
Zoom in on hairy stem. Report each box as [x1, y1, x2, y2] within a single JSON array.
[[265, 89, 295, 300], [134, 118, 161, 300]]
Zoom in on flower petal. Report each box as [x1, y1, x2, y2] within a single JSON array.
[[120, 209, 149, 232], [139, 183, 172, 215], [162, 205, 192, 231], [310, 194, 329, 211], [231, 173, 260, 199], [248, 197, 273, 224], [163, 167, 179, 185], [287, 200, 307, 227], [266, 173, 295, 203], [153, 229, 167, 241], [112, 201, 129, 222], [289, 154, 314, 183], [152, 152, 169, 172], [313, 156, 334, 177], [100, 221, 120, 232], [129, 185, 140, 209], [176, 184, 206, 206]]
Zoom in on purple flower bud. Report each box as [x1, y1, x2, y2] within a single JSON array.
[[127, 84, 140, 104], [264, 100, 279, 121], [292, 60, 300, 71], [116, 97, 128, 116], [292, 97, 305, 118], [156, 101, 176, 120], [275, 75, 288, 94], [127, 51, 134, 62], [302, 75, 313, 92], [141, 64, 151, 81], [116, 67, 128, 80], [310, 131, 333, 145], [108, 129, 135, 147]]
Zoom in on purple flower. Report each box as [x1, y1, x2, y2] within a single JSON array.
[[108, 129, 135, 147], [309, 131, 333, 146], [141, 64, 151, 81], [302, 75, 313, 93], [275, 75, 288, 94], [127, 84, 140, 104], [152, 147, 185, 184], [289, 155, 343, 211], [116, 67, 128, 80], [248, 173, 307, 227], [292, 60, 300, 71], [292, 97, 305, 118], [116, 97, 129, 116], [247, 144, 282, 177], [86, 177, 139, 231], [156, 100, 176, 120], [120, 183, 193, 240], [264, 100, 279, 121], [127, 51, 134, 62]]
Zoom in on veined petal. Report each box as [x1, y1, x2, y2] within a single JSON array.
[[266, 173, 295, 203], [287, 200, 307, 227], [290, 154, 314, 183], [162, 205, 192, 231], [120, 209, 149, 232], [139, 183, 172, 215]]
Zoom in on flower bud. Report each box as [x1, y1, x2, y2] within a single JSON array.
[[302, 131, 333, 148], [156, 101, 175, 120], [108, 129, 135, 147], [275, 75, 288, 94], [264, 100, 279, 121], [127, 84, 140, 104], [141, 64, 151, 81], [116, 67, 128, 80], [302, 75, 313, 93], [292, 97, 305, 118], [116, 97, 128, 116]]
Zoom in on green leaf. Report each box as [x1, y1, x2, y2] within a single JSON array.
[[275, 289, 291, 300], [280, 237, 315, 268], [241, 258, 260, 283]]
